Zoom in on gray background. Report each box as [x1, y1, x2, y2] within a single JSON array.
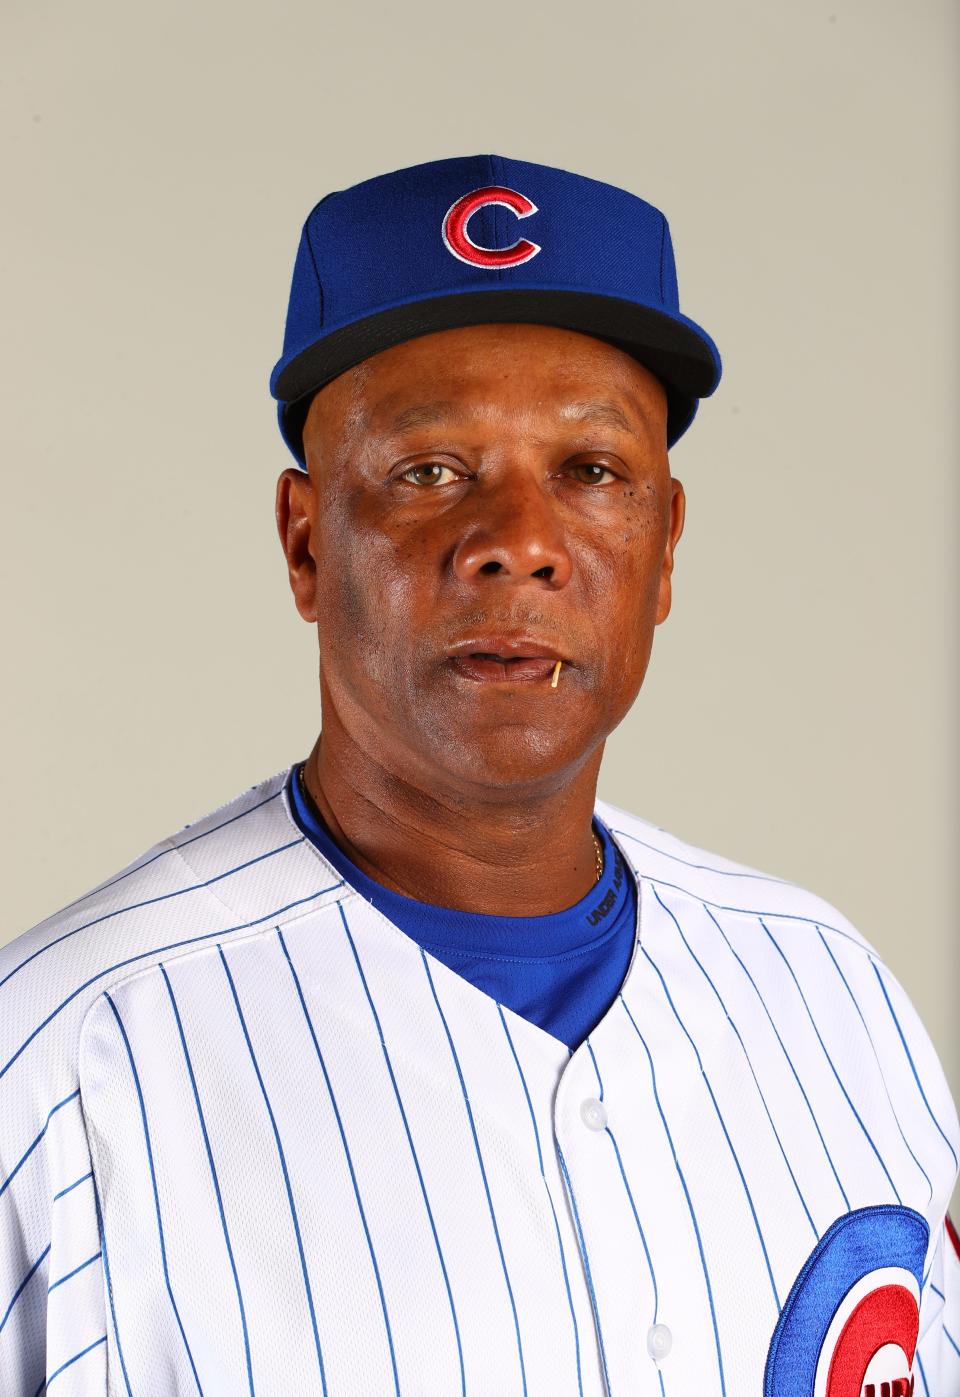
[[4, 0, 957, 1219]]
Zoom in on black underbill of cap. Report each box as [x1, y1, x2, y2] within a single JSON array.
[[275, 289, 718, 463]]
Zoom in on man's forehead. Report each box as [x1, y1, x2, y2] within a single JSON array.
[[374, 396, 650, 441], [359, 322, 652, 398], [307, 325, 669, 450]]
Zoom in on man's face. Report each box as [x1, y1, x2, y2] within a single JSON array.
[[277, 322, 684, 796]]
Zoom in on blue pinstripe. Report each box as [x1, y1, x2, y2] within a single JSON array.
[[39, 1332, 107, 1392], [0, 1244, 49, 1336], [54, 787, 287, 917], [761, 921, 902, 1204], [612, 825, 791, 885], [585, 1039, 661, 1320], [555, 1139, 614, 1396], [160, 962, 255, 1397], [335, 902, 466, 1397], [635, 874, 880, 964], [421, 948, 529, 1397], [702, 904, 850, 1211], [872, 962, 959, 1174], [641, 925, 781, 1312], [619, 994, 728, 1396], [0, 880, 344, 1082], [276, 926, 401, 1397], [47, 1250, 100, 1293], [0, 835, 308, 992], [663, 894, 818, 1240], [0, 1090, 80, 1200], [52, 1171, 92, 1202], [585, 1040, 667, 1397], [104, 991, 204, 1393], [90, 1162, 133, 1395], [498, 1006, 584, 1397], [218, 944, 329, 1394], [915, 1349, 929, 1395], [816, 929, 933, 1202]]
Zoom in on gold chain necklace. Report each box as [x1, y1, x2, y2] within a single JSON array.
[[591, 829, 604, 881], [297, 763, 604, 884]]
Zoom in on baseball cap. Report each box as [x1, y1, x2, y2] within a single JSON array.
[[269, 153, 722, 468]]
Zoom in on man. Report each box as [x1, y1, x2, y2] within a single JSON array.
[[2, 154, 957, 1395]]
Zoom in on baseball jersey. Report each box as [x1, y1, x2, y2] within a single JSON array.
[[2, 762, 958, 1395]]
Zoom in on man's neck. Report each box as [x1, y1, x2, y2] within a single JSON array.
[[300, 725, 605, 917]]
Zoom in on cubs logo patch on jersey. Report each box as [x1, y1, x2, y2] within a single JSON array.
[[765, 1205, 929, 1396]]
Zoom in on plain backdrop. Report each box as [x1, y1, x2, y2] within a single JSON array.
[[3, 0, 957, 1218]]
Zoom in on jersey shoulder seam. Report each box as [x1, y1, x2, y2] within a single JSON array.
[[634, 867, 879, 959], [73, 828, 350, 1047]]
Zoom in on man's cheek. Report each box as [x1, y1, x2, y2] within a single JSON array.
[[329, 550, 379, 635]]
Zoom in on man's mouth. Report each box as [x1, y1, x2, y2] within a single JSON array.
[[444, 635, 572, 685], [449, 653, 565, 684]]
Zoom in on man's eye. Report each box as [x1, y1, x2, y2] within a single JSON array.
[[570, 462, 617, 485], [398, 461, 617, 486], [399, 462, 460, 486]]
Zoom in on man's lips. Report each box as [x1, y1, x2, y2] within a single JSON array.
[[445, 637, 572, 685], [449, 655, 563, 683]]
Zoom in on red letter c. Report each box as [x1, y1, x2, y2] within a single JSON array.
[[441, 185, 541, 268]]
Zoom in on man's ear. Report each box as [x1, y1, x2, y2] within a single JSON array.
[[655, 476, 685, 625], [275, 466, 319, 624]]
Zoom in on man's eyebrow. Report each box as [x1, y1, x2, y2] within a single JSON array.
[[385, 401, 467, 433], [558, 400, 642, 438], [383, 398, 643, 437]]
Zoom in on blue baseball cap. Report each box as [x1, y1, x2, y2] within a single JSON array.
[[270, 154, 722, 468]]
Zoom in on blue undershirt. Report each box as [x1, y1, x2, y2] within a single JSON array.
[[286, 762, 638, 1052]]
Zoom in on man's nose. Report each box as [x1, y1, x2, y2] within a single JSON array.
[[449, 471, 574, 588]]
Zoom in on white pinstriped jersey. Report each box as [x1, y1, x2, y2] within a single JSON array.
[[2, 763, 958, 1396]]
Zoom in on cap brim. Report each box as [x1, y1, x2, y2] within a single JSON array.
[[273, 288, 721, 465]]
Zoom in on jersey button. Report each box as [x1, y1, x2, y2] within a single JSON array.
[[579, 1097, 607, 1130], [646, 1323, 672, 1362]]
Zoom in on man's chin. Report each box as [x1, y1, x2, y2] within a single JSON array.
[[421, 728, 604, 799]]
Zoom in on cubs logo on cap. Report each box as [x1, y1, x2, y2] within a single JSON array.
[[765, 1205, 929, 1396], [269, 153, 722, 468], [441, 185, 541, 267]]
